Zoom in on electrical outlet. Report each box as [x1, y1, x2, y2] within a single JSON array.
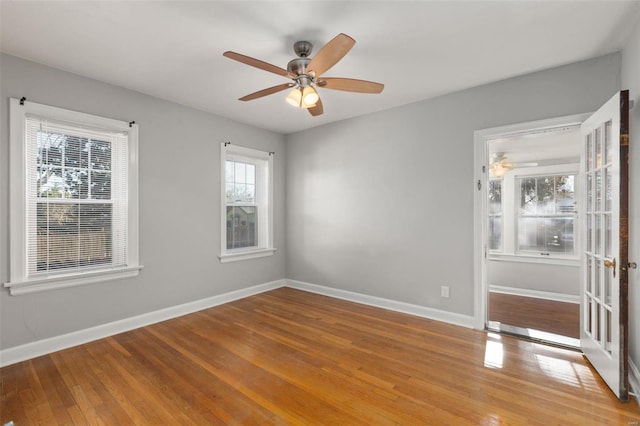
[[441, 286, 450, 298]]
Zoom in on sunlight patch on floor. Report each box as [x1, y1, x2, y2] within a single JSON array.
[[534, 353, 598, 390], [484, 333, 504, 369]]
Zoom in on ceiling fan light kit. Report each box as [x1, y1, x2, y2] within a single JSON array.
[[285, 86, 319, 109], [488, 152, 540, 177], [223, 33, 384, 116], [489, 161, 511, 177]]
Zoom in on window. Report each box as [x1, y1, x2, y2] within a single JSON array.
[[487, 166, 579, 262], [6, 99, 140, 295], [488, 179, 503, 251], [517, 174, 576, 255], [220, 143, 274, 262]]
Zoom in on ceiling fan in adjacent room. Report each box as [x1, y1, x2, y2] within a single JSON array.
[[223, 33, 384, 116], [489, 153, 538, 177]]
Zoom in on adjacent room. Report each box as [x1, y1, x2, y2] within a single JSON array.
[[486, 126, 582, 346], [2, 1, 640, 423]]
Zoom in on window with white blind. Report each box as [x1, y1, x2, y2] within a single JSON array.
[[6, 98, 141, 295], [219, 143, 275, 263]]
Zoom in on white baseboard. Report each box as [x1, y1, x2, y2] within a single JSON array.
[[0, 279, 286, 367], [630, 359, 640, 402], [286, 279, 475, 329], [489, 284, 580, 304]]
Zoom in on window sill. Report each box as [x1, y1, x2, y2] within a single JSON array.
[[4, 265, 144, 296], [488, 253, 579, 267], [219, 248, 276, 263]]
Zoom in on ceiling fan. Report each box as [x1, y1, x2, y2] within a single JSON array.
[[489, 153, 538, 177], [223, 33, 384, 116]]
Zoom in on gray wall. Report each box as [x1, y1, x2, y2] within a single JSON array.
[[622, 18, 640, 382], [488, 261, 579, 296], [0, 54, 286, 350], [285, 53, 621, 316]]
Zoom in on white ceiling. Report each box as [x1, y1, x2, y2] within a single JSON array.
[[489, 126, 582, 165], [2, 1, 639, 135]]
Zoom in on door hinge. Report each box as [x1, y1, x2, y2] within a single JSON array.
[[477, 180, 481, 190], [484, 244, 487, 259], [482, 165, 486, 173]]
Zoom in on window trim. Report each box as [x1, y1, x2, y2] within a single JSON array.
[[219, 143, 275, 263], [5, 98, 141, 295]]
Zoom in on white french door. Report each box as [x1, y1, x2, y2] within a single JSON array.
[[580, 90, 630, 401]]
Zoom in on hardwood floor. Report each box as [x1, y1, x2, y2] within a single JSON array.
[[2, 287, 639, 424], [488, 291, 580, 339]]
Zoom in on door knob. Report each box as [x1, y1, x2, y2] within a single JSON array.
[[604, 258, 616, 278]]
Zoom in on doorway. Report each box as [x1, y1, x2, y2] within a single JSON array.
[[474, 114, 589, 348], [475, 92, 631, 401]]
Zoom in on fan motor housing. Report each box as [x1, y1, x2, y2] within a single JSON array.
[[287, 57, 311, 76]]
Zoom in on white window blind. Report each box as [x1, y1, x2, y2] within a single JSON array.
[[25, 115, 129, 276]]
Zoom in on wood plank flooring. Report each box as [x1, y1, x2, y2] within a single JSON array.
[[2, 287, 639, 424], [489, 292, 580, 339]]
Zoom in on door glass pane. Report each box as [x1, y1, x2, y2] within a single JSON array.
[[605, 168, 612, 212], [585, 297, 595, 336], [595, 171, 602, 211], [594, 215, 602, 255], [604, 214, 612, 258], [594, 260, 601, 298], [586, 214, 593, 253], [595, 304, 601, 342], [604, 266, 612, 307], [586, 134, 592, 172], [595, 127, 602, 169], [604, 120, 612, 166], [586, 256, 593, 293], [587, 174, 593, 212], [605, 309, 612, 354]]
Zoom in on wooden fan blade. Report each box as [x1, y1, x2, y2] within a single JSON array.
[[239, 83, 294, 101], [308, 97, 323, 116], [223, 51, 294, 79], [317, 78, 384, 94], [307, 33, 355, 77]]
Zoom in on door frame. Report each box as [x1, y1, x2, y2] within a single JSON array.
[[473, 113, 591, 330]]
